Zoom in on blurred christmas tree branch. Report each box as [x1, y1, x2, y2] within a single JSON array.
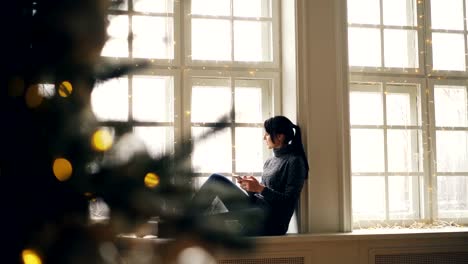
[[2, 1, 252, 263]]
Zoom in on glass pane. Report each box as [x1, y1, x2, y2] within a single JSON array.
[[234, 21, 272, 62], [386, 86, 419, 126], [191, 0, 230, 16], [233, 0, 272, 18], [383, 0, 417, 26], [389, 176, 420, 219], [436, 131, 468, 172], [347, 0, 380, 24], [192, 127, 232, 173], [133, 126, 174, 158], [193, 176, 210, 189], [387, 129, 422, 172], [434, 85, 468, 127], [235, 81, 263, 123], [348, 28, 381, 67], [132, 16, 174, 59], [101, 15, 129, 57], [430, 0, 464, 30], [111, 0, 128, 10], [437, 176, 468, 218], [191, 18, 231, 61], [384, 29, 419, 68], [352, 176, 386, 221], [351, 129, 385, 172], [235, 128, 264, 173], [91, 78, 128, 121], [191, 79, 231, 122], [133, 76, 173, 122], [133, 0, 174, 13], [349, 88, 383, 125], [432, 33, 466, 71]]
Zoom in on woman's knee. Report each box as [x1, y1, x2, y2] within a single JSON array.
[[208, 173, 229, 183]]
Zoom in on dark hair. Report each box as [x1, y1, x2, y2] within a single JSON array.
[[264, 116, 309, 173]]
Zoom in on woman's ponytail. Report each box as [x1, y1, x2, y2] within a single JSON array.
[[291, 124, 309, 175]]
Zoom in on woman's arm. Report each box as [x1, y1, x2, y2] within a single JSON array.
[[260, 157, 307, 205]]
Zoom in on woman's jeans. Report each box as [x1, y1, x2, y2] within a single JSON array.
[[191, 174, 266, 235]]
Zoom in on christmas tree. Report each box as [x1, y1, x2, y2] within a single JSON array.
[[3, 0, 253, 263]]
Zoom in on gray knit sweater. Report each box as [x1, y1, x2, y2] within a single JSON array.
[[255, 145, 307, 235]]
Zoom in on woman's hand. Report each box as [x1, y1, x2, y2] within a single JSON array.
[[238, 176, 265, 193]]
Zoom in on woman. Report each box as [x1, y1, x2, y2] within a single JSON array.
[[192, 116, 309, 236]]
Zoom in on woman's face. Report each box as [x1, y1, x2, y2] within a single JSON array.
[[263, 132, 284, 149]]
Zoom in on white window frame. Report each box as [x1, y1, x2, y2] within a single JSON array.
[[182, 70, 280, 177], [349, 75, 430, 228], [427, 78, 468, 223], [425, 0, 468, 77], [97, 0, 283, 199], [183, 0, 281, 68], [347, 0, 425, 75], [347, 0, 468, 228]]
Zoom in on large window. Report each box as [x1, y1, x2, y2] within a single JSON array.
[[348, 0, 468, 227], [92, 0, 280, 188]]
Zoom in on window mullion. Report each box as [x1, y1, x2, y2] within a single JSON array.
[[382, 82, 390, 220], [379, 0, 385, 69]]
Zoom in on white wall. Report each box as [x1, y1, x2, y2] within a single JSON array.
[[294, 0, 351, 232]]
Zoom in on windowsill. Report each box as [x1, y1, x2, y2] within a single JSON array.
[[251, 227, 468, 243], [117, 227, 468, 245]]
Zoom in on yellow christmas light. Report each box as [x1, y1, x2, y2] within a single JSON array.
[[144, 172, 160, 188], [22, 249, 42, 264], [25, 84, 43, 108], [53, 158, 73, 182], [91, 129, 114, 152], [58, 81, 73, 97]]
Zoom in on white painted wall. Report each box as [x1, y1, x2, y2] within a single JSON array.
[[294, 0, 351, 232]]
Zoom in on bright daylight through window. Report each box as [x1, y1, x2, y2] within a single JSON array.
[[348, 0, 468, 228], [90, 0, 280, 219]]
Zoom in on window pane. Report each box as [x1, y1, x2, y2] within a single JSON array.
[[191, 79, 231, 122], [437, 176, 468, 218], [193, 176, 210, 189], [386, 86, 420, 126], [384, 29, 419, 68], [192, 127, 232, 173], [233, 0, 272, 18], [133, 76, 173, 122], [436, 131, 468, 172], [387, 129, 422, 172], [348, 28, 381, 67], [389, 176, 420, 219], [347, 0, 380, 24], [191, 19, 231, 61], [111, 0, 128, 10], [383, 0, 417, 26], [432, 33, 466, 71], [235, 127, 264, 173], [430, 0, 464, 30], [191, 0, 230, 16], [434, 85, 468, 127], [352, 176, 386, 221], [91, 78, 128, 121], [235, 81, 264, 123], [351, 129, 385, 172], [101, 15, 129, 57], [350, 87, 383, 125], [133, 126, 174, 158], [133, 0, 174, 13], [132, 16, 174, 59], [234, 21, 272, 62]]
